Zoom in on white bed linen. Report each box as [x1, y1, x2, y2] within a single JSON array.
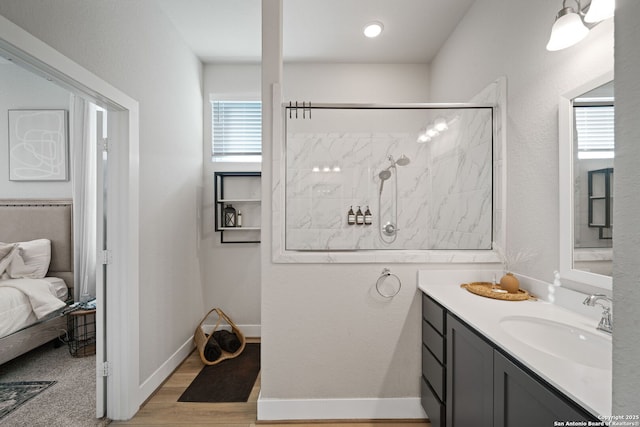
[[42, 277, 69, 300], [0, 277, 68, 339]]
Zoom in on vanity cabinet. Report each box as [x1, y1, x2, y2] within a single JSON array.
[[446, 314, 493, 427], [493, 352, 590, 427], [421, 295, 446, 427], [420, 294, 595, 427]]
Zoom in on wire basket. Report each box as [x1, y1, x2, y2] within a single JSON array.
[[67, 309, 96, 357]]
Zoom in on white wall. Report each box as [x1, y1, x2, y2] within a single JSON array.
[[613, 0, 640, 414], [202, 64, 262, 334], [284, 63, 429, 103], [202, 62, 430, 335], [429, 0, 640, 416], [0, 0, 205, 385], [262, 58, 444, 408], [0, 62, 72, 199], [429, 0, 614, 284]]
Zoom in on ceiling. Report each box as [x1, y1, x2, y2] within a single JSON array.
[[157, 0, 476, 64]]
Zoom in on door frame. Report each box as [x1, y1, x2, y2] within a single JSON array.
[[0, 15, 140, 420]]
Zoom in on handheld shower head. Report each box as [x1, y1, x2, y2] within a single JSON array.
[[378, 169, 392, 181], [378, 169, 391, 194]]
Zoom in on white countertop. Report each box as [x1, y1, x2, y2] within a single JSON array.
[[418, 271, 612, 417]]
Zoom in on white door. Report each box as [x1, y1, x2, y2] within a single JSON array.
[[95, 109, 107, 418]]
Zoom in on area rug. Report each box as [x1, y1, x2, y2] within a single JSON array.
[[0, 381, 56, 420], [178, 343, 260, 403]]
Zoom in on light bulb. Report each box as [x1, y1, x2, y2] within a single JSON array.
[[546, 7, 589, 51], [363, 22, 383, 38], [584, 0, 615, 23]]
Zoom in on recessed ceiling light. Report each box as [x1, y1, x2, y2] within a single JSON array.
[[363, 22, 384, 38]]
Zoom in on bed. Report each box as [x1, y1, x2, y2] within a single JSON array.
[[0, 200, 74, 365]]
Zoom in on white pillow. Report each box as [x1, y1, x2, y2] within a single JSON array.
[[0, 239, 51, 279], [0, 243, 18, 277], [6, 248, 42, 278]]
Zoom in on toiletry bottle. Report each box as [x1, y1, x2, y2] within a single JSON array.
[[364, 206, 372, 225], [356, 206, 364, 225], [348, 206, 356, 225], [237, 210, 243, 227]]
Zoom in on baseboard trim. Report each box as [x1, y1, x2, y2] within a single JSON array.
[[257, 393, 427, 421], [138, 336, 194, 405]]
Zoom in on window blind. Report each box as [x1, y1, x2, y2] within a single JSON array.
[[574, 105, 614, 154], [212, 100, 262, 156]]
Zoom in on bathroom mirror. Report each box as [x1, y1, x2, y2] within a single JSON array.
[[559, 71, 614, 290]]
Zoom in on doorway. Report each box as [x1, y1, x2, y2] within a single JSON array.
[[0, 18, 141, 421]]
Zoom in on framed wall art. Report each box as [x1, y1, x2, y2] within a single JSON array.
[[8, 109, 69, 181]]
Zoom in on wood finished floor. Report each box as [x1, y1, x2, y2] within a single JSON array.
[[111, 338, 431, 427]]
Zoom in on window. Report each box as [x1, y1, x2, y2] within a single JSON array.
[[212, 100, 262, 161], [574, 103, 614, 160]]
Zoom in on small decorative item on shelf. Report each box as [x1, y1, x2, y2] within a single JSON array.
[[347, 206, 356, 225], [355, 206, 364, 225], [499, 272, 520, 294], [364, 206, 372, 225], [493, 241, 535, 294], [224, 204, 237, 227], [237, 210, 242, 227]]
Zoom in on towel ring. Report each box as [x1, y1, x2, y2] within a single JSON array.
[[376, 268, 401, 298]]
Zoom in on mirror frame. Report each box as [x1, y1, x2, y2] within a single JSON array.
[[559, 70, 614, 291]]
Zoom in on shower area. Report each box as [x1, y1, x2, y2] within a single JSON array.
[[284, 104, 494, 251]]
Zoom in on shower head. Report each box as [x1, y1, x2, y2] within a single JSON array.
[[378, 169, 392, 181], [378, 169, 392, 195], [396, 154, 410, 166]]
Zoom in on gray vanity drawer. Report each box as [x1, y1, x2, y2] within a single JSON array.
[[421, 376, 445, 427], [422, 343, 445, 402], [423, 294, 445, 334], [422, 319, 445, 364]]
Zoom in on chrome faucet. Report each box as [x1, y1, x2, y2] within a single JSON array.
[[583, 294, 613, 334]]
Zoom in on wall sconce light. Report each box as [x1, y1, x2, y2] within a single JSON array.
[[546, 0, 615, 51]]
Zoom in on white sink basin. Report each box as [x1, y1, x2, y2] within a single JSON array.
[[499, 315, 611, 370]]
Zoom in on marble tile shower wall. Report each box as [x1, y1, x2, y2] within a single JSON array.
[[429, 108, 493, 249], [286, 132, 429, 250], [285, 109, 493, 251]]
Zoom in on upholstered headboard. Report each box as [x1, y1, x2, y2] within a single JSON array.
[[0, 200, 74, 292]]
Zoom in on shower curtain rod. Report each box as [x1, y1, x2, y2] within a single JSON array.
[[283, 101, 495, 110]]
